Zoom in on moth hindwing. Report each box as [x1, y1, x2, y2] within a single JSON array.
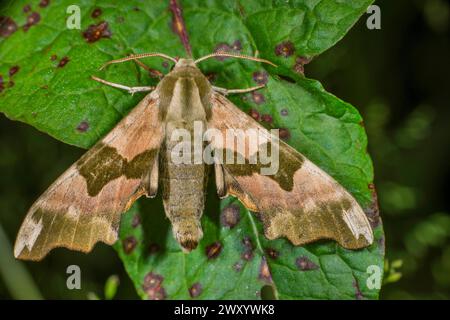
[[15, 54, 372, 261]]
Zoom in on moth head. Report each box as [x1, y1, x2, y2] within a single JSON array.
[[174, 58, 197, 69]]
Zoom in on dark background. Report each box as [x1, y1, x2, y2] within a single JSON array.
[[1, 0, 449, 299]]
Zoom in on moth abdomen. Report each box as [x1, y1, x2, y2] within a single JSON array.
[[161, 168, 207, 252], [161, 140, 208, 252], [170, 216, 204, 252]]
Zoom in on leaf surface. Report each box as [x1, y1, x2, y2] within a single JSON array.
[[0, 0, 382, 299]]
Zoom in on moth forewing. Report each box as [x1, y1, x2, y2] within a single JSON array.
[[14, 92, 164, 260]]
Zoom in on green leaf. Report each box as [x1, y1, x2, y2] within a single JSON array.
[[0, 0, 383, 299], [104, 275, 120, 300]]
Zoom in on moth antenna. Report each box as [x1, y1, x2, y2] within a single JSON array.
[[194, 51, 277, 67], [99, 53, 178, 70]]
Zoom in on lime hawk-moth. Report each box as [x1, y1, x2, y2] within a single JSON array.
[[14, 52, 373, 260]]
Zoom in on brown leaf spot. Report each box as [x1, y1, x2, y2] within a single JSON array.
[[296, 56, 312, 65], [242, 236, 253, 249], [253, 71, 268, 85], [233, 261, 243, 272], [122, 236, 137, 254], [258, 257, 272, 283], [241, 251, 253, 261], [293, 63, 304, 75], [261, 114, 273, 123], [76, 121, 89, 133], [50, 54, 57, 61], [131, 214, 141, 228], [143, 272, 166, 300], [162, 61, 169, 68], [249, 108, 260, 121], [91, 8, 102, 18], [23, 12, 40, 31], [280, 109, 288, 116], [0, 16, 18, 37], [188, 283, 202, 298], [220, 204, 240, 228], [205, 241, 222, 260], [278, 128, 291, 141], [143, 272, 163, 288], [39, 0, 50, 8], [8, 80, 14, 88], [265, 247, 279, 259], [275, 41, 295, 57], [23, 5, 31, 13], [9, 65, 19, 77], [57, 56, 70, 68], [214, 40, 242, 61], [293, 56, 312, 75], [252, 91, 265, 105], [144, 285, 166, 300], [242, 250, 254, 261], [214, 43, 232, 61], [242, 236, 254, 261], [378, 236, 385, 255], [82, 21, 111, 43], [231, 40, 242, 51], [296, 256, 319, 271]]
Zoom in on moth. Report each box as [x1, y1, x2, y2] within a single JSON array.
[[14, 51, 373, 261]]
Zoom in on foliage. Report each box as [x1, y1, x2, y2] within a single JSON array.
[[0, 0, 383, 299]]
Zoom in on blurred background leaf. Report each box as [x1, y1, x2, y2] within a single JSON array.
[[306, 0, 450, 299]]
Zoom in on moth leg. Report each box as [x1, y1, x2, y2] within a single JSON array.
[[148, 153, 159, 197], [212, 85, 265, 96], [91, 76, 154, 95], [214, 163, 227, 198]]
